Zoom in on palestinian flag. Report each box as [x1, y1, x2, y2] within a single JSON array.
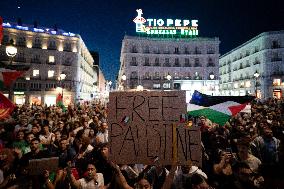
[[187, 90, 255, 126], [0, 92, 15, 120], [0, 71, 25, 89], [56, 93, 66, 111]]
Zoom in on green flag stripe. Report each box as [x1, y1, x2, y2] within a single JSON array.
[[188, 108, 230, 126]]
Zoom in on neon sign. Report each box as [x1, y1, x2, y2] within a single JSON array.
[[133, 9, 198, 37]]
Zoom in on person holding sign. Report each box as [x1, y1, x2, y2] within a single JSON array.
[[67, 163, 104, 189]]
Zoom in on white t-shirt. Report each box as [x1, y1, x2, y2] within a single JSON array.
[[78, 173, 104, 189]]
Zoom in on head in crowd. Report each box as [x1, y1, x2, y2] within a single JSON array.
[[30, 138, 40, 153]]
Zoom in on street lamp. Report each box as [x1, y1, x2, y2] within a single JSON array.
[[121, 74, 127, 90], [6, 39, 17, 61], [137, 85, 143, 91], [6, 39, 17, 100], [166, 73, 172, 90], [253, 71, 260, 97], [57, 73, 66, 104], [209, 73, 215, 80]]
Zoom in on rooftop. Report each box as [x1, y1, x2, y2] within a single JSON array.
[[2, 22, 79, 38], [220, 30, 284, 58]]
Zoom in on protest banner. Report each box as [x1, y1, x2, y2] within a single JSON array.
[[108, 90, 201, 166], [28, 157, 59, 175]]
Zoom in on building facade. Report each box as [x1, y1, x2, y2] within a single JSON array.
[[118, 35, 220, 101], [0, 22, 96, 105], [219, 31, 284, 98]]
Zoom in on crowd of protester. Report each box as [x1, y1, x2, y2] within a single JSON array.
[[0, 97, 283, 189]]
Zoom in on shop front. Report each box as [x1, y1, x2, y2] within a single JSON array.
[[273, 89, 282, 99], [14, 92, 26, 105], [44, 95, 57, 106], [30, 95, 42, 105]]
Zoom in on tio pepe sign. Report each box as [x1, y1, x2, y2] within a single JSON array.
[[133, 9, 198, 37]]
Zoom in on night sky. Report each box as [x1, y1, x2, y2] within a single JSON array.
[[1, 0, 284, 81]]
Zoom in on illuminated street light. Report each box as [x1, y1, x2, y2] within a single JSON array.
[[166, 73, 172, 81], [209, 73, 215, 80], [254, 71, 260, 97], [6, 39, 17, 59], [121, 74, 126, 81], [137, 85, 143, 91]]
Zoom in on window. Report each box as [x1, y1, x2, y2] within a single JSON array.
[[154, 58, 160, 66], [174, 58, 180, 67], [33, 37, 42, 48], [130, 71, 138, 79], [184, 58, 191, 67], [195, 47, 201, 54], [164, 58, 170, 67], [48, 40, 56, 50], [64, 43, 72, 51], [144, 46, 150, 53], [2, 35, 9, 44], [184, 47, 189, 54], [131, 46, 138, 53], [194, 58, 200, 67], [31, 54, 40, 63], [48, 70, 54, 78], [272, 40, 280, 49], [144, 57, 150, 66], [153, 72, 160, 80], [49, 56, 55, 63], [207, 47, 215, 54], [130, 57, 137, 66], [17, 36, 26, 47], [174, 47, 179, 54], [33, 70, 39, 77], [273, 79, 281, 86]]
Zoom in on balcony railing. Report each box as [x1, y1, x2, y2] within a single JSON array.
[[271, 57, 282, 62], [130, 62, 138, 66]]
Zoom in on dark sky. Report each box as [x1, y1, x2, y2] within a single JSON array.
[[1, 0, 284, 81]]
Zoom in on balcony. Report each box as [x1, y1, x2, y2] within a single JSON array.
[[130, 76, 138, 80], [271, 57, 282, 62], [207, 50, 215, 54], [194, 63, 202, 67], [184, 63, 192, 67], [130, 62, 138, 66], [153, 76, 161, 80], [33, 43, 42, 49], [173, 63, 181, 67], [207, 63, 215, 67], [14, 57, 26, 63], [163, 63, 171, 67], [16, 42, 27, 47], [46, 60, 56, 65], [142, 76, 151, 80], [47, 46, 57, 50], [31, 59, 41, 64]]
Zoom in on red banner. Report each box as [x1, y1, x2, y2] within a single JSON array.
[[2, 71, 25, 87], [0, 92, 15, 120]]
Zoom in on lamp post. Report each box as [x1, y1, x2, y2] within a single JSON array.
[[253, 71, 260, 97], [121, 74, 126, 91], [166, 73, 172, 90], [6, 39, 17, 100], [57, 73, 66, 104], [209, 73, 215, 95]]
